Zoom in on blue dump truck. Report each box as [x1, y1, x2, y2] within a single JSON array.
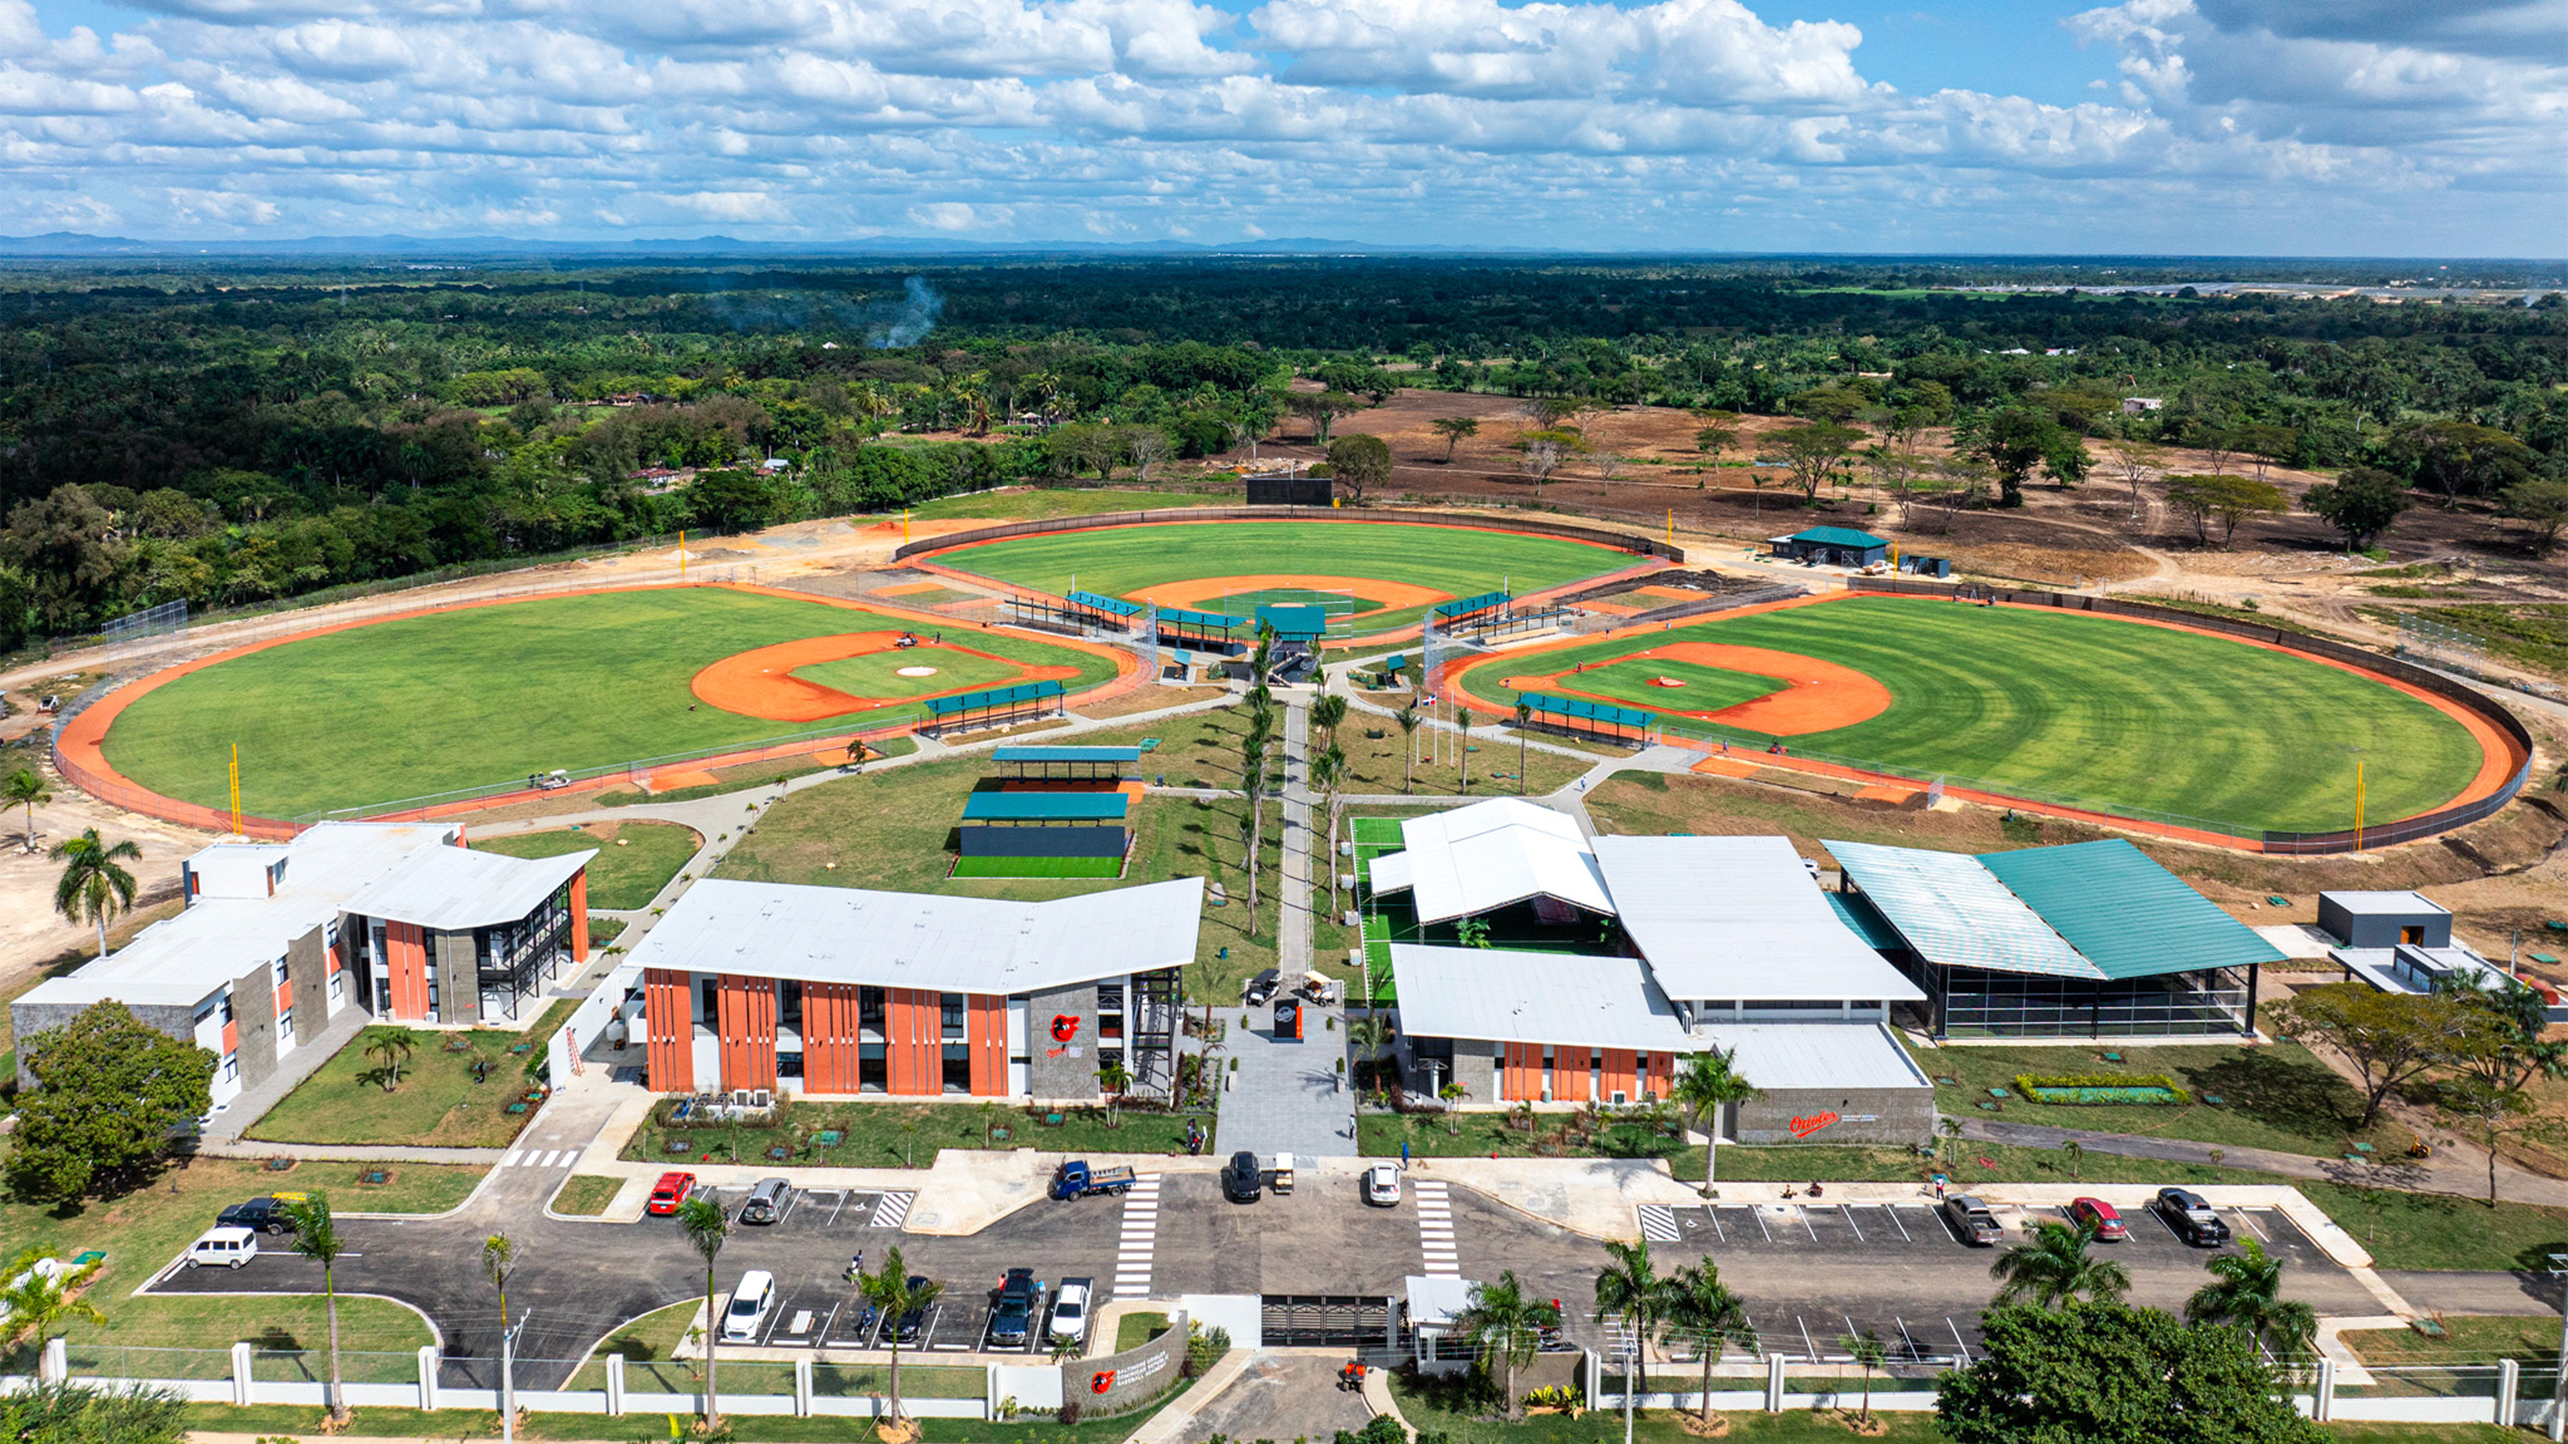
[[1050, 1159, 1137, 1200]]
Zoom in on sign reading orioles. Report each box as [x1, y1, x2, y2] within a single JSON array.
[[1090, 1369, 1115, 1394], [1051, 1014, 1080, 1043]]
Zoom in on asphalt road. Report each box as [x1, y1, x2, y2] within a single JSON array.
[[149, 1168, 2472, 1385]]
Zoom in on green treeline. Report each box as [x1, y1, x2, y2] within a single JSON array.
[[0, 259, 2561, 648]]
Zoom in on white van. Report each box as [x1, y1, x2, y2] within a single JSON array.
[[188, 1227, 259, 1269], [721, 1270, 776, 1343]]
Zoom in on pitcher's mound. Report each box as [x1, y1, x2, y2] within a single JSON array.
[[895, 666, 938, 677], [1650, 676, 1687, 687]]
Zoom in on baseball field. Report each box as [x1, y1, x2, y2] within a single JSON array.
[[95, 586, 1121, 819], [1459, 595, 2495, 834], [924, 520, 1638, 634]]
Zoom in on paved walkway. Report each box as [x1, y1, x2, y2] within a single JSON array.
[[1279, 694, 1313, 974], [1961, 1117, 2568, 1207], [1147, 1350, 1372, 1444], [1220, 1006, 1356, 1159]]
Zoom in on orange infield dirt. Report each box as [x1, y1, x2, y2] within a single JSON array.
[[1129, 574, 1452, 619], [56, 580, 1144, 837], [1517, 642, 1892, 734], [690, 633, 1076, 723]]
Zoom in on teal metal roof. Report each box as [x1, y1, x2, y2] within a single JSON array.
[[1432, 590, 1509, 620], [993, 746, 1145, 764], [1520, 692, 1653, 729], [1826, 839, 2101, 980], [1066, 589, 1143, 617], [1981, 839, 2286, 981], [1790, 527, 1889, 549], [1824, 890, 1909, 953], [1258, 603, 1329, 637], [924, 678, 1065, 716], [961, 792, 1130, 821], [1158, 606, 1248, 631]]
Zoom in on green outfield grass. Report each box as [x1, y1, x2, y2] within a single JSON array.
[[1463, 596, 2486, 834], [951, 855, 1126, 878], [102, 588, 1115, 818], [790, 645, 1027, 700], [1545, 656, 1788, 714], [929, 520, 1633, 634]]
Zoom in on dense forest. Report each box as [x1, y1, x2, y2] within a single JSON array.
[[2, 257, 2563, 649]]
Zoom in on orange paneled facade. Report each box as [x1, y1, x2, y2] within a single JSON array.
[[569, 873, 590, 963], [885, 989, 940, 1096], [967, 994, 1007, 1097], [1601, 1049, 1638, 1103], [644, 969, 693, 1093], [800, 982, 863, 1094], [384, 922, 430, 1021], [1500, 1041, 1544, 1101], [716, 973, 778, 1092]]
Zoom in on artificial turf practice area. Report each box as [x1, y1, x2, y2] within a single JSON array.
[[1462, 595, 2488, 834], [924, 519, 1636, 635], [97, 586, 1117, 818]]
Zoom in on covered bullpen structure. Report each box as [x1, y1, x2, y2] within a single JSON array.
[[955, 790, 1130, 878], [994, 745, 1145, 783], [1827, 838, 2286, 1039], [1515, 692, 1658, 745], [921, 679, 1066, 735]]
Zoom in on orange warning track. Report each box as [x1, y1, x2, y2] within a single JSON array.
[[1131, 574, 1452, 619], [55, 580, 1144, 838], [690, 633, 1076, 723], [1515, 642, 1891, 735]]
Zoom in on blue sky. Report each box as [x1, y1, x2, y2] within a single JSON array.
[[4, 0, 2560, 253]]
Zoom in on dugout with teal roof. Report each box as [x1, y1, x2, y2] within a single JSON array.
[[1827, 836, 2283, 1039]]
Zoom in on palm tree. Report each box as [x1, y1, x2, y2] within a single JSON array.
[[1345, 1014, 1392, 1069], [1394, 706, 1421, 792], [1590, 1239, 1665, 1393], [363, 1026, 419, 1090], [0, 1245, 105, 1358], [2061, 1138, 2083, 1181], [483, 1233, 521, 1441], [1456, 710, 1475, 792], [676, 1197, 732, 1425], [283, 1197, 350, 1422], [1311, 693, 1347, 745], [1309, 746, 1346, 916], [1439, 1080, 1467, 1134], [1238, 751, 1267, 913], [1669, 1051, 1760, 1187], [1838, 1330, 1887, 1426], [51, 829, 140, 960], [2185, 1238, 2318, 1369], [1989, 1220, 2129, 1309], [1936, 1116, 1964, 1169], [1512, 700, 1533, 793], [856, 1248, 944, 1423], [1661, 1259, 1749, 1421], [1096, 1060, 1132, 1128], [4, 768, 49, 853], [1453, 1270, 1558, 1418]]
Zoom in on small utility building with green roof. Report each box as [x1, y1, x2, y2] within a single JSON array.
[[1826, 838, 2285, 1039], [1772, 527, 1890, 567]]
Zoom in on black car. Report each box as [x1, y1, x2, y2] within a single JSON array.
[[892, 1277, 936, 1343], [1224, 1150, 1262, 1203], [216, 1197, 297, 1235], [2152, 1188, 2231, 1246], [989, 1268, 1041, 1348]]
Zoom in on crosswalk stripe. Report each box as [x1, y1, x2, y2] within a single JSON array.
[[868, 1192, 916, 1228], [504, 1150, 524, 1167]]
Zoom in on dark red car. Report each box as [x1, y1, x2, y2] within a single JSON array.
[[647, 1171, 696, 1215], [2068, 1197, 2127, 1241]]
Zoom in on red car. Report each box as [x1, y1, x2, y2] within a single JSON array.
[[648, 1172, 697, 1215], [2068, 1197, 2127, 1241]]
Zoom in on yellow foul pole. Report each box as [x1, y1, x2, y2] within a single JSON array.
[[229, 744, 243, 838], [2355, 761, 2366, 853], [679, 529, 687, 580]]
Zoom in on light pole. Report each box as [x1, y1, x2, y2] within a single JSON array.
[[1620, 1320, 1637, 1444]]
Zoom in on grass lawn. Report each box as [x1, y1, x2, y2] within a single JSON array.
[[0, 1149, 477, 1368], [2343, 1315, 2558, 1367], [1913, 1038, 2401, 1158], [1461, 595, 2485, 833], [1114, 1310, 1172, 1352], [102, 587, 1116, 818], [1538, 656, 1788, 715], [1707, 1141, 2318, 1190], [1361, 1111, 1700, 1175], [714, 710, 1294, 1002], [619, 1099, 1212, 1169], [550, 1175, 624, 1215], [793, 646, 1030, 701], [475, 820, 700, 910], [929, 520, 1633, 636], [246, 1025, 552, 1148], [2295, 1182, 2568, 1271]]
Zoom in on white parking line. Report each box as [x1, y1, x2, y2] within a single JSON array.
[[2228, 1207, 2270, 1242], [1638, 1205, 1680, 1243], [1839, 1207, 1864, 1243], [1882, 1205, 1912, 1243], [868, 1192, 915, 1229]]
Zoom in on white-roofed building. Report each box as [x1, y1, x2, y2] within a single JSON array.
[[12, 822, 596, 1103], [1365, 799, 1612, 925], [619, 876, 1202, 1102], [1363, 814, 1932, 1145]]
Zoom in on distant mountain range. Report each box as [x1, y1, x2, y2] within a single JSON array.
[[0, 231, 1549, 258]]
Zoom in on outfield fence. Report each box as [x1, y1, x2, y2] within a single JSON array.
[[891, 505, 1685, 563]]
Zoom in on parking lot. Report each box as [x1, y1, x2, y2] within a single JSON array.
[[1631, 1196, 2379, 1362]]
